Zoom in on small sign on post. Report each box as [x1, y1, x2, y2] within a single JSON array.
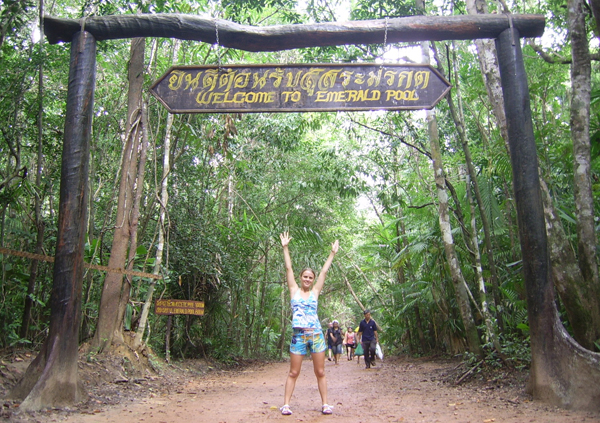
[[151, 63, 450, 113], [155, 299, 205, 316]]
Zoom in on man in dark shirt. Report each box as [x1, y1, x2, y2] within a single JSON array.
[[357, 309, 378, 369]]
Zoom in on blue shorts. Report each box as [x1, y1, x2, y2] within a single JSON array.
[[290, 328, 327, 355], [332, 344, 343, 354]]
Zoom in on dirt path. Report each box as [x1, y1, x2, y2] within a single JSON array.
[[5, 355, 596, 423]]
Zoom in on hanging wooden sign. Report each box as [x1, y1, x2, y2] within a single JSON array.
[[155, 299, 205, 316], [150, 63, 451, 113]]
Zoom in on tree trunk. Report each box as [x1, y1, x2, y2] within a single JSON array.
[[414, 305, 428, 353], [278, 285, 287, 359], [343, 275, 365, 311], [92, 37, 145, 352], [133, 39, 180, 350], [496, 27, 600, 411], [442, 43, 502, 353], [117, 92, 150, 337], [353, 263, 386, 311], [257, 246, 269, 355], [427, 107, 482, 358], [419, 29, 482, 357], [540, 175, 600, 349], [466, 173, 503, 354], [21, 223, 44, 340], [165, 315, 172, 362], [568, 0, 600, 349], [133, 102, 170, 349], [447, 90, 502, 313], [465, 0, 508, 316], [466, 0, 511, 155], [9, 31, 95, 410]]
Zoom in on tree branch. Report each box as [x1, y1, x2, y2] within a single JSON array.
[[349, 118, 432, 159], [526, 40, 571, 64]]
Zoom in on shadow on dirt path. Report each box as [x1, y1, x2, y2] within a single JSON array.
[[4, 355, 600, 422]]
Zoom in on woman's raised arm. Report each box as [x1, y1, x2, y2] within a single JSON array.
[[280, 232, 298, 294], [313, 240, 339, 295]]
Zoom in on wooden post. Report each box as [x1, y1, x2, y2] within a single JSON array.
[[165, 315, 172, 363], [496, 22, 555, 389], [496, 26, 600, 411], [10, 30, 96, 410], [496, 28, 552, 330], [52, 29, 95, 367]]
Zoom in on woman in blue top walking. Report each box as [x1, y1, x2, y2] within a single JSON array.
[[279, 231, 339, 416]]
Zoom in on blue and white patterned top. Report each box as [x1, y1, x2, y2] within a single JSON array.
[[291, 290, 321, 329]]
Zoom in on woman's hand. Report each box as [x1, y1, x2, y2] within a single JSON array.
[[280, 231, 292, 247], [331, 239, 339, 254]]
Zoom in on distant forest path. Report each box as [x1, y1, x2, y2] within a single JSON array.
[[35, 356, 600, 422]]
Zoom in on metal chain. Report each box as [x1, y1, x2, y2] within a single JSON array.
[[80, 2, 98, 33], [379, 16, 389, 68], [215, 18, 222, 70], [505, 13, 516, 46], [383, 17, 389, 52]]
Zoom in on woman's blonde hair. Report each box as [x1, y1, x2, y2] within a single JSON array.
[[300, 267, 316, 278]]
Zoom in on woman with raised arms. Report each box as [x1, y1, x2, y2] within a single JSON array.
[[279, 231, 339, 416]]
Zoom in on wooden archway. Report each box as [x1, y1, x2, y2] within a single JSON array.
[[10, 11, 600, 412]]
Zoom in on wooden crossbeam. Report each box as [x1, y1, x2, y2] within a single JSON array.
[[44, 14, 545, 50]]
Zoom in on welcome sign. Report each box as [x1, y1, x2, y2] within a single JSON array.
[[151, 63, 451, 113]]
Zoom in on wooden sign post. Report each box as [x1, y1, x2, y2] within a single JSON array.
[[151, 63, 450, 113]]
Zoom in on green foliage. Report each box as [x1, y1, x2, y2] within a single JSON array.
[[498, 333, 531, 371], [0, 0, 36, 48], [463, 332, 531, 372], [224, 0, 303, 24], [351, 0, 416, 20]]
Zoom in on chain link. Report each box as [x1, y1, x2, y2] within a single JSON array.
[[383, 17, 389, 52], [215, 19, 222, 70]]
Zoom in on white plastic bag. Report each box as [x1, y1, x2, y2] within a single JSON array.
[[376, 342, 383, 360]]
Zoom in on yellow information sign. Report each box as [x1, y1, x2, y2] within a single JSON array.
[[155, 299, 205, 316], [151, 63, 451, 113]]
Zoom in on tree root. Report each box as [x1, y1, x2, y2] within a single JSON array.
[[455, 360, 483, 385]]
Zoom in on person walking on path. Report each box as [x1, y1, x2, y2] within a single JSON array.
[[357, 309, 378, 369], [329, 320, 344, 364], [343, 326, 356, 360], [279, 231, 339, 416], [325, 322, 334, 361]]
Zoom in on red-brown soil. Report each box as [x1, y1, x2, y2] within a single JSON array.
[[2, 349, 600, 423]]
